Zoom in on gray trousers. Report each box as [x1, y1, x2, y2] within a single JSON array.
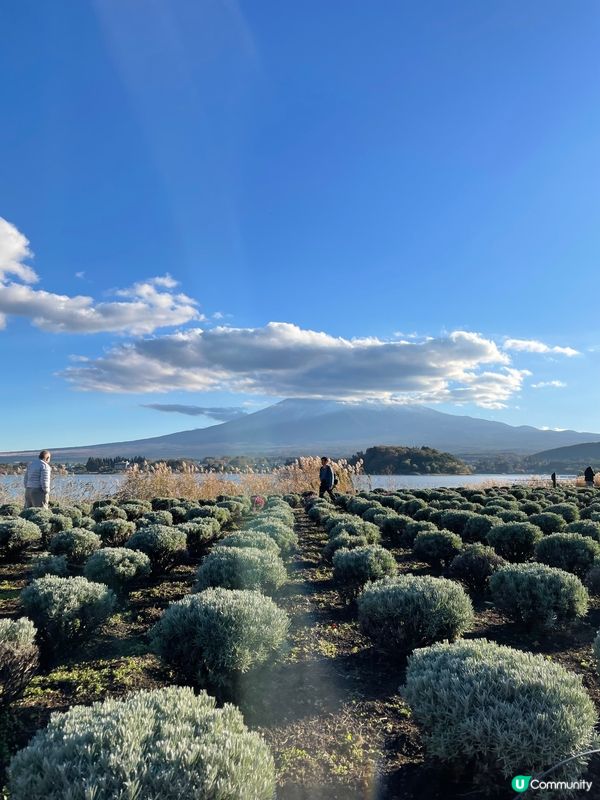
[[24, 488, 49, 509]]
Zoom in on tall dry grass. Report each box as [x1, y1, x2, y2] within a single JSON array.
[[114, 457, 363, 502]]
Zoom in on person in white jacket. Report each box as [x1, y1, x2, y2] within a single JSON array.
[[24, 450, 52, 508]]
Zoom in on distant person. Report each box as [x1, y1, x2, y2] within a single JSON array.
[[551, 472, 557, 488], [319, 456, 336, 501], [24, 450, 51, 508], [584, 465, 595, 487]]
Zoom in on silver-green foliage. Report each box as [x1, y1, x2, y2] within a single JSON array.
[[49, 529, 101, 565], [8, 686, 276, 800], [195, 547, 287, 595], [490, 563, 588, 629], [91, 505, 128, 523], [93, 518, 136, 546], [126, 525, 187, 573], [323, 532, 369, 562], [21, 576, 116, 651], [176, 520, 221, 557], [403, 638, 597, 788], [84, 548, 151, 595], [412, 529, 462, 569], [150, 589, 289, 691], [30, 553, 69, 579], [358, 575, 474, 654], [448, 543, 506, 594], [486, 522, 542, 561], [0, 517, 42, 557], [534, 532, 600, 577], [566, 520, 600, 541], [219, 532, 280, 555], [243, 519, 298, 557], [0, 617, 38, 706], [332, 545, 397, 601]]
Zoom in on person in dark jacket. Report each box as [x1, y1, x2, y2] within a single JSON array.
[[584, 466, 595, 487], [319, 457, 336, 500]]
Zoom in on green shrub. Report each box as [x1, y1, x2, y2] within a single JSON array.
[[51, 506, 83, 527], [176, 520, 220, 557], [0, 503, 21, 517], [323, 533, 369, 562], [150, 589, 289, 693], [21, 576, 116, 652], [137, 510, 174, 528], [283, 493, 301, 507], [402, 521, 438, 547], [534, 532, 600, 577], [187, 506, 230, 526], [119, 500, 152, 520], [413, 530, 462, 569], [91, 505, 127, 523], [79, 516, 95, 530], [323, 513, 356, 533], [49, 529, 101, 566], [93, 519, 136, 546], [440, 510, 476, 536], [0, 617, 38, 706], [585, 565, 600, 595], [449, 544, 507, 594], [151, 497, 178, 510], [22, 509, 73, 542], [358, 575, 474, 654], [519, 500, 543, 515], [8, 686, 276, 800], [195, 547, 286, 595], [462, 514, 502, 543], [403, 638, 597, 789], [490, 563, 588, 629], [219, 532, 280, 555], [333, 545, 397, 602], [566, 520, 600, 541], [126, 525, 187, 574], [244, 520, 298, 557], [0, 518, 42, 558], [29, 553, 69, 579], [328, 519, 380, 543], [545, 502, 579, 523], [528, 512, 565, 534], [84, 548, 151, 596], [486, 522, 542, 562], [379, 514, 414, 541]]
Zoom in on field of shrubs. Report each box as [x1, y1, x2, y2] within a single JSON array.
[[1, 483, 600, 798]]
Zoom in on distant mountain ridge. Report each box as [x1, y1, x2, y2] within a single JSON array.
[[526, 441, 600, 472], [2, 399, 600, 463]]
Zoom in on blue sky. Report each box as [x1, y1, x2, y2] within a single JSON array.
[[1, 0, 600, 450]]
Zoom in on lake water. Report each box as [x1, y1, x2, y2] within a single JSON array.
[[0, 472, 571, 501]]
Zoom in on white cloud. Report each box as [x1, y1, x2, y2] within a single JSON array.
[[142, 404, 248, 421], [63, 323, 527, 409], [504, 338, 579, 357], [75, 271, 85, 279], [0, 218, 37, 284], [0, 218, 200, 334], [531, 380, 567, 389]]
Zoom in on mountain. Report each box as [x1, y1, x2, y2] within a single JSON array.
[[526, 442, 600, 473], [2, 399, 600, 463]]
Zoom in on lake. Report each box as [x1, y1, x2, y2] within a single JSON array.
[[0, 472, 571, 501]]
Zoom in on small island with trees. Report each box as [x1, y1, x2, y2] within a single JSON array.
[[350, 445, 472, 475]]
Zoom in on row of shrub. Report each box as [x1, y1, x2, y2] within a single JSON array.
[[0, 494, 304, 797], [308, 491, 600, 793]]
